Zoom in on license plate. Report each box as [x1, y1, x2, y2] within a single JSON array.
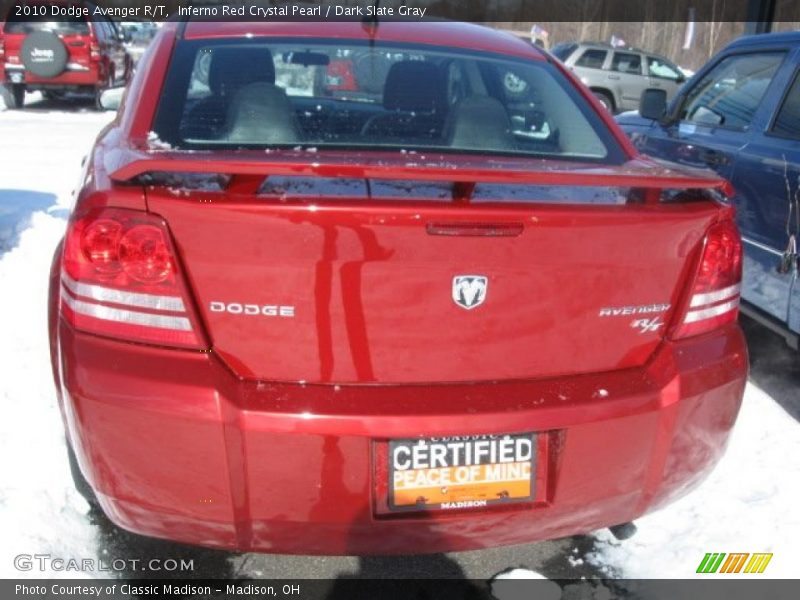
[[389, 433, 535, 511], [9, 72, 23, 83]]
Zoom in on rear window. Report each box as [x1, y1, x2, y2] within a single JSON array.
[[551, 43, 577, 61], [3, 12, 89, 35], [610, 52, 642, 75], [152, 39, 624, 163], [574, 49, 607, 69]]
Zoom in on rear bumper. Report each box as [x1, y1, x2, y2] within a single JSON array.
[[2, 63, 103, 88], [55, 320, 747, 554]]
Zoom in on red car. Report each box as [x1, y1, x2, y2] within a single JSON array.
[[1, 1, 130, 108], [49, 20, 748, 555]]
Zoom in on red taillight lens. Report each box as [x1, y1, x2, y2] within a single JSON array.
[[90, 44, 101, 61], [671, 220, 743, 339], [119, 225, 172, 283], [61, 208, 204, 349], [0, 39, 5, 60], [81, 219, 123, 274]]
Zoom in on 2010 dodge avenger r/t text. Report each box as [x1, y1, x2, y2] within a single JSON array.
[[48, 20, 748, 554]]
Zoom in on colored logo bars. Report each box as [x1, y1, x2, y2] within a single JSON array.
[[696, 552, 773, 574]]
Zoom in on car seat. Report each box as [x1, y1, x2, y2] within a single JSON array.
[[360, 61, 448, 140], [224, 82, 300, 144], [444, 96, 515, 152], [182, 47, 276, 140]]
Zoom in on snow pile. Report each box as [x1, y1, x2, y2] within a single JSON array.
[[589, 384, 800, 578], [0, 107, 112, 578], [0, 109, 111, 210], [490, 568, 562, 600], [492, 567, 552, 581], [146, 130, 173, 150], [0, 213, 98, 579]]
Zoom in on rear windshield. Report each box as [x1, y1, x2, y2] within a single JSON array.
[[551, 43, 577, 61], [3, 13, 89, 35], [153, 39, 624, 163]]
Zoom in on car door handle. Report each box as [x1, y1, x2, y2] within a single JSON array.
[[608, 74, 620, 80], [699, 149, 729, 167]]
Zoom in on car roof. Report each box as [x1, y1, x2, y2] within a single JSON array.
[[726, 30, 800, 50], [571, 41, 656, 56], [179, 21, 547, 61]]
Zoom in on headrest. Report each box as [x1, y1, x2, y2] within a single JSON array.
[[225, 82, 298, 144], [447, 96, 514, 151], [208, 47, 276, 96], [383, 61, 446, 113]]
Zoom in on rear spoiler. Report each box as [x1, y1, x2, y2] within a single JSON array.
[[108, 149, 734, 199]]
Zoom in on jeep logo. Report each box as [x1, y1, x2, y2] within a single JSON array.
[[31, 47, 55, 61], [209, 301, 295, 317]]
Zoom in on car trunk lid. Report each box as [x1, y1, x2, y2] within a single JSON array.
[[112, 150, 731, 384]]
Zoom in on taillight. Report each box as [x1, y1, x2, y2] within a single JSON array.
[[671, 220, 743, 339], [60, 208, 205, 349], [0, 38, 5, 60], [90, 43, 101, 61]]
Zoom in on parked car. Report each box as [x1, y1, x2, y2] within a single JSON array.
[[617, 31, 800, 354], [117, 21, 158, 65], [0, 1, 131, 108], [50, 20, 747, 554], [552, 41, 686, 113], [118, 21, 158, 46]]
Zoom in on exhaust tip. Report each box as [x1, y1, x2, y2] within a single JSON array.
[[608, 521, 637, 540]]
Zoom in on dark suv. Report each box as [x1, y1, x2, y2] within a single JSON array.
[[0, 1, 130, 108]]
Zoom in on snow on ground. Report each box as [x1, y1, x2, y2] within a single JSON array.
[[588, 383, 800, 578], [0, 102, 798, 582], [0, 103, 112, 578], [490, 568, 563, 600]]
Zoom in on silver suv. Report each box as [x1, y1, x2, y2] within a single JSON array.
[[552, 42, 686, 113]]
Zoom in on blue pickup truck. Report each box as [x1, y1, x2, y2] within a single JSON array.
[[617, 31, 800, 352]]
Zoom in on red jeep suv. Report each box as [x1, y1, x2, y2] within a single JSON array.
[[1, 1, 130, 108], [49, 20, 748, 554]]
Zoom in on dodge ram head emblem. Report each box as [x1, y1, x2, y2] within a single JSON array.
[[452, 276, 488, 310]]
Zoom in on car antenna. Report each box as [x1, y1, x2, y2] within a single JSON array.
[[362, 0, 381, 46]]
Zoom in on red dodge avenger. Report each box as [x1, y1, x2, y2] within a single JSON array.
[[49, 20, 748, 554]]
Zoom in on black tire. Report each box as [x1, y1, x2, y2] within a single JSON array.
[[94, 85, 107, 111], [592, 90, 615, 113], [2, 84, 26, 109], [21, 31, 68, 78], [121, 54, 133, 84], [66, 442, 100, 508], [11, 84, 25, 108]]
